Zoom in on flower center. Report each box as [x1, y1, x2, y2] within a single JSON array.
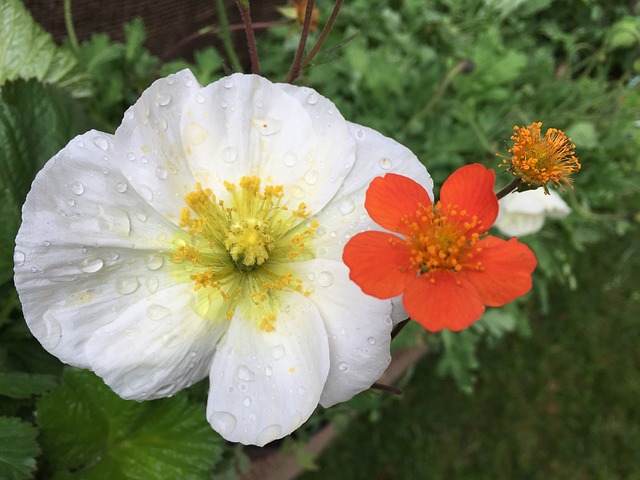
[[403, 203, 482, 274], [172, 176, 317, 331]]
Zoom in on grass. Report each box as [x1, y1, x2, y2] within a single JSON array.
[[301, 225, 640, 479]]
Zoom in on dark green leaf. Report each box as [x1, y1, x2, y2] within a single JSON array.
[[0, 416, 40, 480], [37, 368, 224, 480], [0, 372, 57, 399]]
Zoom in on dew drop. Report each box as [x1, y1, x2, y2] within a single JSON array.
[[317, 271, 334, 288], [136, 212, 148, 223], [339, 197, 355, 215], [185, 123, 208, 147], [271, 345, 286, 360], [283, 151, 297, 167], [291, 185, 305, 199], [264, 366, 273, 377], [255, 117, 282, 136], [367, 337, 377, 345], [355, 129, 366, 141], [379, 157, 392, 170], [138, 184, 154, 202], [297, 386, 306, 396], [307, 272, 316, 281], [158, 116, 168, 131], [147, 304, 171, 320], [79, 258, 104, 273], [223, 77, 234, 89], [195, 93, 205, 104], [257, 425, 283, 446], [93, 136, 109, 151], [237, 365, 256, 381], [304, 169, 319, 185], [339, 327, 347, 336], [221, 146, 238, 163], [306, 92, 319, 105], [155, 166, 168, 179], [220, 100, 228, 109], [67, 199, 76, 207], [43, 240, 51, 247], [157, 92, 171, 106], [13, 250, 26, 267], [243, 397, 252, 407], [209, 411, 237, 434], [75, 140, 85, 148], [144, 253, 165, 270], [146, 277, 159, 293], [115, 182, 128, 193], [69, 181, 85, 195], [116, 276, 140, 295], [337, 361, 348, 372]]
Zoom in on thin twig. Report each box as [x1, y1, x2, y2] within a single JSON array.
[[299, 0, 344, 71], [235, 0, 260, 74], [63, 0, 79, 52], [371, 382, 403, 395], [215, 0, 243, 72], [285, 0, 316, 83], [496, 178, 521, 200]]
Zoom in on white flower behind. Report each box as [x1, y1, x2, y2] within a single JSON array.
[[494, 187, 571, 237], [14, 70, 432, 446]]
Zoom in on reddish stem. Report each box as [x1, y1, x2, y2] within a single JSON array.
[[235, 0, 260, 74], [285, 0, 316, 83]]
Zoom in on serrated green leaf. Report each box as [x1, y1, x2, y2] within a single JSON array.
[[436, 329, 480, 394], [0, 372, 57, 399], [0, 0, 91, 97], [0, 416, 40, 480], [37, 369, 223, 480], [0, 79, 92, 286]]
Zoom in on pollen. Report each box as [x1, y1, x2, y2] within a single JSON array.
[[404, 202, 483, 275], [500, 122, 581, 193], [173, 176, 319, 332]]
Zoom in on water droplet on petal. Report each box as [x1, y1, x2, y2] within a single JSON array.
[[209, 411, 237, 434], [337, 361, 348, 372], [367, 337, 376, 345], [223, 77, 234, 88], [271, 345, 286, 360], [157, 92, 171, 106], [155, 166, 168, 179], [185, 123, 209, 147], [116, 276, 140, 295], [238, 365, 256, 381], [144, 253, 165, 270], [14, 250, 26, 267], [317, 271, 334, 287], [79, 258, 104, 273], [355, 129, 366, 141], [379, 157, 392, 170], [146, 277, 159, 293], [264, 366, 273, 376], [75, 140, 85, 148], [306, 92, 319, 104], [136, 212, 148, 222], [291, 185, 305, 199], [255, 117, 282, 136], [195, 93, 205, 104], [339, 198, 355, 215], [243, 397, 252, 407], [297, 386, 306, 395], [147, 304, 171, 320], [304, 169, 319, 185], [115, 182, 128, 193], [257, 425, 283, 446], [93, 136, 109, 151], [221, 146, 238, 163], [339, 327, 346, 336], [69, 181, 85, 195], [283, 151, 297, 167], [138, 184, 154, 202]]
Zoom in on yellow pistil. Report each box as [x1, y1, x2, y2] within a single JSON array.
[[403, 202, 483, 275], [500, 122, 581, 193], [171, 176, 318, 331]]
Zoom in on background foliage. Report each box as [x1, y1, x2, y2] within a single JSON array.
[[1, 0, 638, 478]]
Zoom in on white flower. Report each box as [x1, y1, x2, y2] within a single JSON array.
[[494, 187, 571, 237], [14, 70, 432, 446]]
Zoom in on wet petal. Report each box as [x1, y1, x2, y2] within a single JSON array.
[[293, 259, 392, 407], [342, 231, 415, 299], [206, 290, 329, 446], [403, 271, 485, 332]]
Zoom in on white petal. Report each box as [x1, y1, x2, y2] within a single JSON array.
[[206, 291, 330, 446], [115, 69, 202, 223], [390, 297, 409, 324], [495, 188, 571, 237], [293, 259, 392, 407], [179, 74, 355, 215], [15, 132, 185, 367], [87, 284, 227, 400], [312, 123, 432, 260]]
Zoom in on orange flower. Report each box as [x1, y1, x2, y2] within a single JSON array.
[[501, 122, 580, 193], [343, 164, 537, 332]]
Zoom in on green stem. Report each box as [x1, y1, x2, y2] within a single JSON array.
[[285, 0, 316, 83], [235, 0, 260, 74], [215, 0, 243, 72], [63, 0, 79, 52]]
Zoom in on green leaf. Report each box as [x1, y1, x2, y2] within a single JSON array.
[[0, 416, 40, 480], [37, 369, 224, 479], [0, 79, 92, 286], [0, 372, 57, 399], [0, 0, 91, 97], [436, 329, 480, 394]]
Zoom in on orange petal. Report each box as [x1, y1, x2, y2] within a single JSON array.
[[462, 236, 537, 307], [403, 270, 485, 332], [342, 231, 415, 299], [440, 164, 498, 233], [365, 173, 433, 235]]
